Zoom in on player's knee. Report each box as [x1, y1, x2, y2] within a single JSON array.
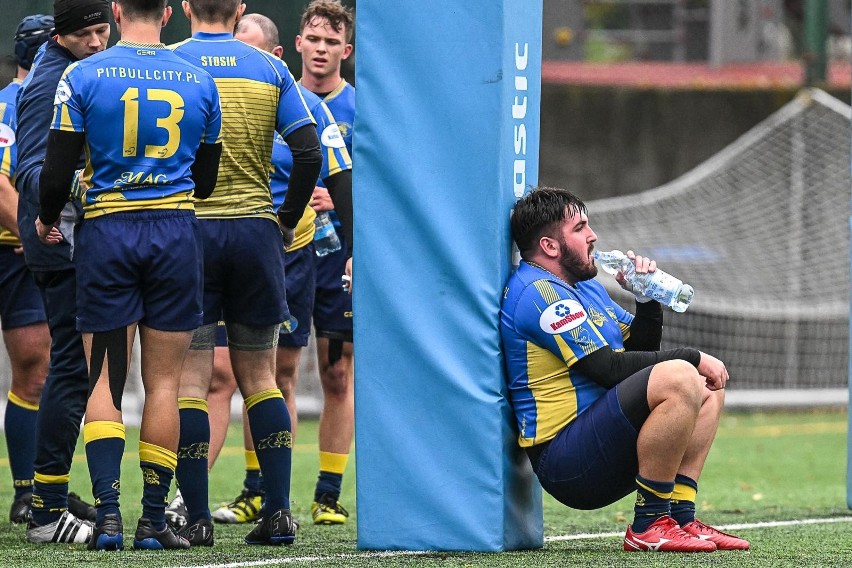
[[703, 385, 725, 411], [209, 368, 237, 396], [321, 364, 352, 399], [653, 359, 703, 408], [276, 365, 297, 393], [10, 354, 48, 394]]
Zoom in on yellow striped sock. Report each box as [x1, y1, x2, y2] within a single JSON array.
[[7, 391, 38, 411], [244, 388, 283, 411], [83, 420, 126, 443], [319, 451, 349, 475], [672, 482, 697, 503], [178, 397, 209, 412], [245, 450, 260, 471], [139, 441, 177, 471]]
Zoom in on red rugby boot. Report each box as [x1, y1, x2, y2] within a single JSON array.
[[624, 515, 717, 552], [681, 519, 750, 550]]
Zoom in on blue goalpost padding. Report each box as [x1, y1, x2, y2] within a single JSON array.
[[352, 0, 544, 552]]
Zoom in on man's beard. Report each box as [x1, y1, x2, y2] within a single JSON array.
[[558, 237, 597, 282]]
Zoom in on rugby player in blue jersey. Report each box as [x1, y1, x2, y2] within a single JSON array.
[[295, 0, 357, 526], [500, 187, 749, 553], [0, 14, 54, 527], [170, 0, 322, 547], [16, 0, 110, 545], [199, 12, 352, 530], [36, 0, 223, 550]]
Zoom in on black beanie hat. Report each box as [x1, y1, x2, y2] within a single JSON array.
[[54, 0, 110, 36]]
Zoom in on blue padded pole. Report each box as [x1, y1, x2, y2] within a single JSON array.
[[353, 0, 544, 551]]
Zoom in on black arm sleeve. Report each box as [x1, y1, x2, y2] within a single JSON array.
[[572, 346, 702, 389], [323, 169, 352, 256], [623, 300, 663, 351], [38, 129, 85, 225], [278, 124, 322, 229], [190, 142, 222, 200]]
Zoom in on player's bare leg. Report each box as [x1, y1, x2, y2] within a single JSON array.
[[230, 341, 296, 544], [276, 345, 302, 440], [207, 346, 237, 467], [312, 337, 353, 524], [3, 323, 49, 523]]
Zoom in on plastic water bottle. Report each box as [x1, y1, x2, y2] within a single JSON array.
[[313, 212, 341, 257], [594, 249, 694, 312]]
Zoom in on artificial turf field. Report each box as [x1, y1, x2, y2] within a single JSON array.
[[0, 408, 849, 567]]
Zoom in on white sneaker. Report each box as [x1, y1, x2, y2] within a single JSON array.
[[27, 510, 93, 544], [165, 490, 188, 529]]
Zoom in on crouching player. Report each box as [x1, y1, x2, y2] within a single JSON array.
[[500, 187, 750, 553]]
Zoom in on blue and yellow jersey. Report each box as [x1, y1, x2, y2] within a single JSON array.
[[500, 261, 635, 447], [309, 79, 355, 230], [318, 79, 355, 157], [171, 32, 315, 221], [272, 85, 352, 251], [0, 80, 21, 246], [51, 41, 222, 219]]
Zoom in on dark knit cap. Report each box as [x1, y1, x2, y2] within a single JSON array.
[[53, 0, 110, 36]]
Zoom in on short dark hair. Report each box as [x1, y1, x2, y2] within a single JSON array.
[[511, 187, 587, 258], [188, 0, 241, 26], [115, 0, 168, 20], [236, 13, 279, 51], [300, 0, 354, 42]]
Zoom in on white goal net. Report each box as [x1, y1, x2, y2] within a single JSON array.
[[588, 89, 850, 406]]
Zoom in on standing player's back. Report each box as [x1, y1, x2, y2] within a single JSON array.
[[171, 33, 314, 220], [54, 42, 221, 218]]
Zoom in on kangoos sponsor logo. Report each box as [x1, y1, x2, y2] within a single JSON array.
[[539, 300, 587, 335], [512, 43, 528, 198], [0, 123, 15, 147]]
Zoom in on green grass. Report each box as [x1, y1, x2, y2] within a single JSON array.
[[0, 409, 849, 566]]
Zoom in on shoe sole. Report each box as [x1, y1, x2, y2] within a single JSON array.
[[244, 535, 295, 546], [313, 517, 347, 525], [624, 538, 716, 552], [93, 533, 124, 551], [132, 537, 189, 550]]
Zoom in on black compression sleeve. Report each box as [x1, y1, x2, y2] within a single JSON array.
[[278, 124, 322, 228], [39, 130, 85, 225], [190, 142, 222, 200], [573, 346, 702, 388], [623, 300, 663, 351], [324, 169, 352, 255]]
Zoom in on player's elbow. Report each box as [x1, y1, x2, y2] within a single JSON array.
[[191, 143, 222, 200]]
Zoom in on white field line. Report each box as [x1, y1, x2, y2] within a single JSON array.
[[168, 516, 852, 568], [544, 515, 852, 541]]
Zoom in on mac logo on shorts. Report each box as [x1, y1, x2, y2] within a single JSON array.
[[539, 299, 586, 335]]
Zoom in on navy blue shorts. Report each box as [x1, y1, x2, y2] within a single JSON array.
[[531, 367, 652, 510], [313, 238, 351, 339], [0, 245, 47, 330], [278, 244, 315, 347], [75, 210, 202, 333], [199, 218, 288, 327]]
